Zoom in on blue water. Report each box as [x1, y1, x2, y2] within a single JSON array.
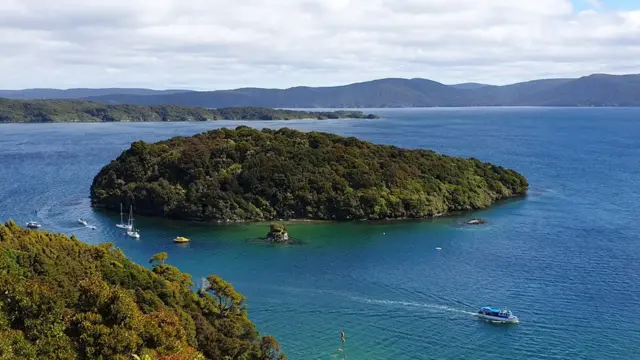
[[1, 108, 639, 359]]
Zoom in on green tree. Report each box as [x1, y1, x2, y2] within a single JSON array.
[[201, 275, 246, 316], [0, 222, 283, 359], [260, 335, 287, 360], [149, 252, 168, 266]]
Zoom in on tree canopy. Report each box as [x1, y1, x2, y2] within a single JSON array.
[[91, 127, 528, 222], [0, 221, 285, 359], [0, 98, 378, 123]]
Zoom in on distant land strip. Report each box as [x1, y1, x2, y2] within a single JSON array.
[[0, 98, 379, 123]]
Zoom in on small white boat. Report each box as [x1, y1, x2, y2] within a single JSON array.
[[126, 207, 140, 239], [78, 218, 88, 226], [90, 226, 97, 230], [475, 307, 519, 324], [127, 226, 140, 239], [26, 221, 41, 229], [116, 203, 132, 230]]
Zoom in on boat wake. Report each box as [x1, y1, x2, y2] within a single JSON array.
[[349, 296, 476, 316]]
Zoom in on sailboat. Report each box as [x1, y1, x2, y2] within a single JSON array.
[[116, 203, 132, 230], [126, 206, 140, 239]]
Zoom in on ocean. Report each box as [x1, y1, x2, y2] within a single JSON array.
[[1, 107, 639, 359]]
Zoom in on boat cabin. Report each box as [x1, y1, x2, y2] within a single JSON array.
[[478, 307, 512, 318]]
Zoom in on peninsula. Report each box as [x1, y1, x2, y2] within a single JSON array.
[[91, 127, 528, 222], [0, 221, 286, 359], [0, 98, 378, 123]]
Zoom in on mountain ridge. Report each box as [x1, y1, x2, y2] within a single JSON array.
[[2, 73, 640, 107]]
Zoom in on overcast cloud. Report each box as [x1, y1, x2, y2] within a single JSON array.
[[0, 0, 639, 89]]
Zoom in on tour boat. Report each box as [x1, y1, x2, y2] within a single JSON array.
[[475, 307, 519, 324], [116, 203, 132, 230], [173, 236, 190, 243], [26, 221, 41, 229], [78, 218, 88, 226]]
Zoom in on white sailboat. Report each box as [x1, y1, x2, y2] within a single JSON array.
[[126, 206, 140, 239], [116, 203, 132, 230]]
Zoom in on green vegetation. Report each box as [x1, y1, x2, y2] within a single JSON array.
[[91, 127, 528, 222], [0, 98, 378, 123], [0, 221, 286, 359], [266, 224, 289, 243]]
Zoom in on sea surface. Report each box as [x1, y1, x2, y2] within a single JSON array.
[[1, 108, 639, 360]]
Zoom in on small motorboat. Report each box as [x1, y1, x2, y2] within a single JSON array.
[[90, 226, 97, 230], [475, 307, 519, 324], [26, 221, 41, 229], [173, 236, 190, 243], [78, 218, 89, 226]]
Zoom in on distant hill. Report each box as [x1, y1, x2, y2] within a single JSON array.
[[0, 88, 190, 100], [0, 99, 378, 123], [4, 73, 640, 107], [450, 82, 493, 90]]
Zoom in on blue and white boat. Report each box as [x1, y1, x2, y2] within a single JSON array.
[[475, 307, 519, 324]]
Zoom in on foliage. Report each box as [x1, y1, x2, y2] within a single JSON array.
[[149, 252, 169, 266], [0, 98, 378, 123], [269, 224, 286, 235], [91, 127, 528, 222], [0, 221, 284, 359]]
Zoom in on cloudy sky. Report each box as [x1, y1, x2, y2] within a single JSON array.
[[1, 0, 639, 89]]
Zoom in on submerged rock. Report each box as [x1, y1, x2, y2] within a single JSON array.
[[266, 223, 290, 243]]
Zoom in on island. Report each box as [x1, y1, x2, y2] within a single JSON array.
[[0, 98, 379, 123], [266, 223, 290, 243], [91, 127, 528, 222], [0, 221, 286, 359]]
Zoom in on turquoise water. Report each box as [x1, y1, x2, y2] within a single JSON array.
[[1, 108, 639, 359]]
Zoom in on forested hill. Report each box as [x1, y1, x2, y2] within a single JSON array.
[[0, 98, 378, 123], [0, 221, 286, 359], [91, 127, 528, 222]]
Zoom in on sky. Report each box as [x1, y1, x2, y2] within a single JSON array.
[[1, 0, 639, 90]]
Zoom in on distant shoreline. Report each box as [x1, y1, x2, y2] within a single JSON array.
[[0, 98, 379, 123]]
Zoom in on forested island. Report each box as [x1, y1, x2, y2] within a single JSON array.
[[0, 98, 378, 123], [0, 221, 286, 359], [91, 127, 528, 222]]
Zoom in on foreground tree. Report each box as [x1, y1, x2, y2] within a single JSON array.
[[0, 222, 284, 359], [200, 275, 246, 316], [149, 252, 168, 266]]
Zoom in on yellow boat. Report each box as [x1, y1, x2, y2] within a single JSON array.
[[173, 236, 190, 243]]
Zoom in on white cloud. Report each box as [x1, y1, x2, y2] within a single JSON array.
[[0, 0, 639, 89]]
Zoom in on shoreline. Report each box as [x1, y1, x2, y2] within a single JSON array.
[[92, 194, 527, 226]]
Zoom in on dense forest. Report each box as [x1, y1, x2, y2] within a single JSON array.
[[0, 98, 378, 122], [0, 221, 286, 359], [91, 127, 528, 222]]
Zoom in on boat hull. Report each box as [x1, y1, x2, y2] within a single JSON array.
[[475, 314, 519, 324], [116, 224, 132, 230]]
